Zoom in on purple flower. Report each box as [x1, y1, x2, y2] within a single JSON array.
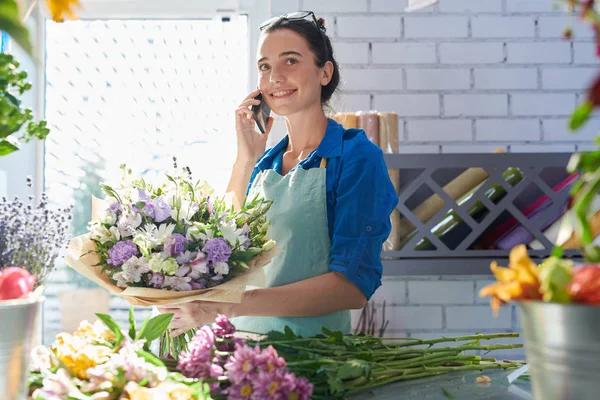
[[150, 273, 164, 288], [174, 265, 191, 277], [190, 281, 206, 290], [107, 202, 123, 213], [177, 326, 217, 379], [142, 202, 155, 219], [176, 250, 197, 265], [107, 240, 138, 266], [152, 196, 171, 223], [164, 233, 187, 256], [212, 314, 236, 337], [137, 188, 151, 202], [224, 344, 262, 385], [203, 238, 232, 264]]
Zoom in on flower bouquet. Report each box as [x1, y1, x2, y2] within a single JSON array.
[[64, 161, 278, 355], [29, 309, 524, 400]]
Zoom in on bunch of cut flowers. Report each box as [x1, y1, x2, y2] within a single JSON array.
[[30, 309, 524, 400], [64, 159, 277, 353]]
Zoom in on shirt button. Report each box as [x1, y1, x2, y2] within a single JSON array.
[[365, 225, 372, 232]]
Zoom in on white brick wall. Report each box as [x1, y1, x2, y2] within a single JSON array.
[[266, 0, 600, 351], [300, 0, 600, 154]]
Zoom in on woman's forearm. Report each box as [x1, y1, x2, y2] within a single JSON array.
[[233, 272, 367, 318], [225, 159, 256, 210]]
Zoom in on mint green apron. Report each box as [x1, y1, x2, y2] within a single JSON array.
[[231, 158, 352, 337]]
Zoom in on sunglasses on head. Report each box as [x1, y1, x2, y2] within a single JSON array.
[[259, 10, 325, 32]]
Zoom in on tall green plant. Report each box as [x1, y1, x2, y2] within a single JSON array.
[[562, 1, 600, 261], [0, 52, 49, 156]]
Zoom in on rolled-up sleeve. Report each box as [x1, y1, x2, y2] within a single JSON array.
[[328, 142, 399, 300]]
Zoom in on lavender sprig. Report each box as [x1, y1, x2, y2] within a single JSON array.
[[0, 178, 73, 288]]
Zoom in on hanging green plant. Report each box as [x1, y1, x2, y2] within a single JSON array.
[[0, 52, 49, 156]]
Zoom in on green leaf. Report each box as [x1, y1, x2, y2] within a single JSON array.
[[136, 349, 166, 367], [551, 245, 564, 259], [136, 313, 173, 344], [128, 307, 136, 340], [570, 101, 594, 131], [265, 330, 288, 342], [441, 388, 459, 400], [284, 325, 297, 340], [229, 247, 264, 262], [0, 0, 34, 56], [95, 313, 124, 345], [0, 139, 18, 156], [337, 359, 370, 380]]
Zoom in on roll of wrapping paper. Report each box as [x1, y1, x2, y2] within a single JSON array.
[[378, 112, 399, 154], [383, 169, 401, 251], [399, 167, 524, 250], [397, 146, 506, 239], [357, 111, 380, 146], [338, 112, 358, 129]]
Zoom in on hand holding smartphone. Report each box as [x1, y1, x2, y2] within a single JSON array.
[[251, 93, 271, 134]]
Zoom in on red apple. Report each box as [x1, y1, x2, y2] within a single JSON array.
[[568, 265, 600, 304], [0, 267, 36, 300]]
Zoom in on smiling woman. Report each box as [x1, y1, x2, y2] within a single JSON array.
[[161, 11, 399, 339]]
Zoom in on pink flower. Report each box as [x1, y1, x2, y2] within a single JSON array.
[[212, 314, 236, 337], [224, 343, 262, 385], [253, 368, 288, 400], [257, 345, 286, 374], [282, 373, 313, 400], [224, 379, 254, 400], [177, 326, 216, 378]]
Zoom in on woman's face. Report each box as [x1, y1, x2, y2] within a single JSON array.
[[256, 28, 331, 116]]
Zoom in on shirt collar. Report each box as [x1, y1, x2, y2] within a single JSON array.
[[257, 118, 344, 169], [315, 118, 344, 158]]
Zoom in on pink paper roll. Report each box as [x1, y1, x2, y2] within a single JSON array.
[[357, 111, 380, 146]]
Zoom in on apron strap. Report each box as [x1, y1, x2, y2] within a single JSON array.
[[319, 157, 327, 169]]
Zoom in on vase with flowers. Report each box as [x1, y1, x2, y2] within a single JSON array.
[[480, 4, 600, 399], [0, 178, 72, 400]]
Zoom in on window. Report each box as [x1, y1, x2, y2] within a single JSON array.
[[42, 17, 249, 344]]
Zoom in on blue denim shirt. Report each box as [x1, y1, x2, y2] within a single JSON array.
[[247, 118, 399, 300]]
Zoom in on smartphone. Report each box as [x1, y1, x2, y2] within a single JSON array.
[[251, 93, 271, 134]]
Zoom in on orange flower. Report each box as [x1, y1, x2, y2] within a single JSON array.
[[45, 0, 81, 22], [479, 245, 542, 315]]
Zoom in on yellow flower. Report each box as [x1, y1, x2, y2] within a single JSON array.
[[123, 383, 154, 400], [123, 382, 195, 400], [479, 244, 542, 316], [74, 320, 116, 343], [51, 332, 112, 379], [45, 0, 81, 22]]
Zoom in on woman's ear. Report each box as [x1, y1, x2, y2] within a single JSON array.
[[321, 60, 334, 86]]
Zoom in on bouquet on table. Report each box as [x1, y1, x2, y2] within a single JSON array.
[[65, 160, 278, 354]]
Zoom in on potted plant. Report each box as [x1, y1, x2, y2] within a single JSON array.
[[480, 5, 600, 400]]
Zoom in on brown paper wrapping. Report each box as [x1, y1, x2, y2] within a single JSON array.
[[64, 197, 279, 307], [357, 112, 379, 146], [398, 147, 506, 239]]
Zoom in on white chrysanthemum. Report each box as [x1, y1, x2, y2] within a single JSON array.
[[214, 262, 230, 276]]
